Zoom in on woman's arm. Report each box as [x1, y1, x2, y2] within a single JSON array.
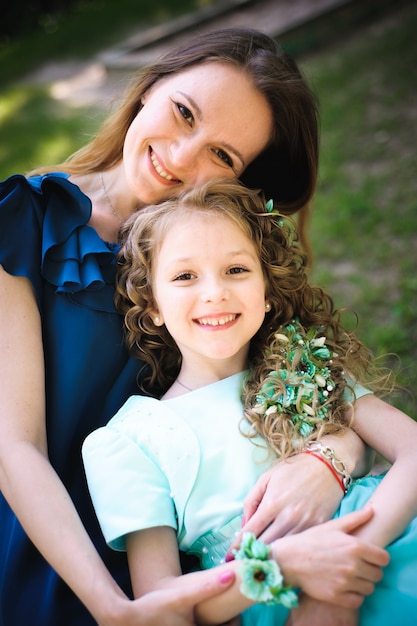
[[127, 508, 388, 626], [0, 268, 234, 626], [230, 428, 368, 547]]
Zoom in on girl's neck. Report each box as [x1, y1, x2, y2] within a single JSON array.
[[161, 362, 246, 400]]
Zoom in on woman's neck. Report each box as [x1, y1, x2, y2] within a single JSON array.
[[69, 169, 142, 242]]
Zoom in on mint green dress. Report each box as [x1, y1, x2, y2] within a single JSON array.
[[82, 373, 417, 625]]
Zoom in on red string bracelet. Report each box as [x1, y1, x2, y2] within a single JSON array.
[[303, 450, 347, 494]]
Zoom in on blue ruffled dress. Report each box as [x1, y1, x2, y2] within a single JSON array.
[[0, 173, 141, 625]]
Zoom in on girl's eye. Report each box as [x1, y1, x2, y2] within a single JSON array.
[[176, 103, 193, 123], [227, 266, 248, 275], [173, 271, 195, 281], [214, 148, 233, 168]]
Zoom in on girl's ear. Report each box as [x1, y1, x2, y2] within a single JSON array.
[[151, 311, 164, 326]]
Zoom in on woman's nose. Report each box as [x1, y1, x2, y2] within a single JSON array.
[[170, 137, 200, 171]]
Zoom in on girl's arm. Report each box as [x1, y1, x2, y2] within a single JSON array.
[[348, 393, 417, 546], [127, 508, 388, 626], [231, 428, 368, 547], [282, 394, 417, 626], [0, 269, 233, 626]]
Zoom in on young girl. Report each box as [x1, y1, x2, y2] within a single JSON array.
[[82, 179, 417, 625]]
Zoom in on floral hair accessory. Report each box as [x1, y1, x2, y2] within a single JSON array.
[[254, 320, 339, 438], [265, 199, 274, 213], [233, 532, 298, 607], [265, 198, 284, 226]]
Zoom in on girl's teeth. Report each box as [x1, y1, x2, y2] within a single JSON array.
[[199, 315, 236, 326]]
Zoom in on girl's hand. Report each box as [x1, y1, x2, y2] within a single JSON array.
[[272, 507, 389, 609], [285, 595, 359, 626]]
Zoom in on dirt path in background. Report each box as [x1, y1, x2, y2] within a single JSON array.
[[25, 0, 345, 108]]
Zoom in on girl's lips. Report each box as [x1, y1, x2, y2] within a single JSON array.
[[149, 147, 181, 185]]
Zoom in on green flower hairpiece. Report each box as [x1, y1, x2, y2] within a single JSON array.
[[254, 320, 338, 438], [233, 532, 298, 608], [265, 199, 274, 213], [265, 198, 284, 226]]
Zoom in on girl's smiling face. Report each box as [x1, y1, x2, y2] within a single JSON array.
[[151, 210, 267, 375], [123, 62, 273, 206]]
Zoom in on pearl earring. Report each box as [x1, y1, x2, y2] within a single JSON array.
[[154, 316, 160, 324], [265, 303, 271, 312]]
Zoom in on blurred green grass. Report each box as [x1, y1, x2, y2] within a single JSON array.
[[304, 5, 417, 415], [1, 0, 416, 415]]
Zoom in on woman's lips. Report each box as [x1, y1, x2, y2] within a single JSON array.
[[149, 148, 181, 184]]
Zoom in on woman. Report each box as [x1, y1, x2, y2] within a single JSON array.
[[0, 28, 368, 625]]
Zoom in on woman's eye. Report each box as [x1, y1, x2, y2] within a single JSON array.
[[214, 148, 233, 168], [176, 103, 193, 123]]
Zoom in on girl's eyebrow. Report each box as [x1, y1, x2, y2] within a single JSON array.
[[177, 91, 246, 168]]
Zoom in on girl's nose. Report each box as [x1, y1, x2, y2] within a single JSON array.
[[200, 279, 229, 304]]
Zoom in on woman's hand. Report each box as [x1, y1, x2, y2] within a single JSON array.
[[285, 595, 359, 626], [98, 571, 236, 626], [229, 452, 342, 551]]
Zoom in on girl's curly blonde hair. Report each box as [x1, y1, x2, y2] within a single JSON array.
[[115, 178, 393, 459]]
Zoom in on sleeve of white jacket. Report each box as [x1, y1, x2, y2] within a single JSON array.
[[82, 425, 177, 551]]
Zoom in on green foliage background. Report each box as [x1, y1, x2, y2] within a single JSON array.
[[1, 0, 416, 415]]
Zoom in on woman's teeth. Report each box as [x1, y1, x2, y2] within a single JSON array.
[[150, 151, 175, 181]]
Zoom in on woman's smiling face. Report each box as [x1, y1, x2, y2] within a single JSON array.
[[122, 61, 274, 205]]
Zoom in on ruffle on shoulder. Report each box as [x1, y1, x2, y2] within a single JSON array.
[[0, 173, 119, 312]]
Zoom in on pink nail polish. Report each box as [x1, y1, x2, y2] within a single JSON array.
[[219, 570, 234, 584]]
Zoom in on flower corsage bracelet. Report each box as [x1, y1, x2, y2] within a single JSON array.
[[233, 532, 298, 608]]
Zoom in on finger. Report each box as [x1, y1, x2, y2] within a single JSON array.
[[324, 505, 374, 534], [346, 576, 376, 598], [242, 473, 269, 522], [332, 592, 365, 610], [227, 499, 277, 556], [355, 561, 385, 584], [181, 570, 235, 604], [229, 507, 273, 554], [258, 507, 314, 543], [358, 542, 390, 568], [328, 570, 379, 604]]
